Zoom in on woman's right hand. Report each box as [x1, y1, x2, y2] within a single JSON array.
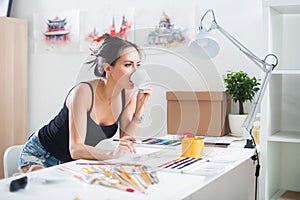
[[113, 135, 137, 158], [134, 85, 152, 118]]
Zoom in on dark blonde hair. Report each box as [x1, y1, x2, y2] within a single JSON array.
[[87, 36, 142, 78]]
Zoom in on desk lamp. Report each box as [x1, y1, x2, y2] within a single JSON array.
[[189, 9, 278, 145], [189, 9, 278, 200]]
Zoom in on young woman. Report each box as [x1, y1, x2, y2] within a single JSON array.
[[19, 36, 152, 172]]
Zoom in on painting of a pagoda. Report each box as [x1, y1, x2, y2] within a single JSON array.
[[147, 12, 186, 48], [44, 17, 70, 43], [86, 15, 132, 44]]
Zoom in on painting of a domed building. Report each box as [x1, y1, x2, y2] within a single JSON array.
[[147, 12, 186, 48]]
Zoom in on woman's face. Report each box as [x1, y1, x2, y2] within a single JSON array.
[[110, 46, 141, 89]]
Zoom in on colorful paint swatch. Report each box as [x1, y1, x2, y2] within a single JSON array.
[[141, 138, 181, 146]]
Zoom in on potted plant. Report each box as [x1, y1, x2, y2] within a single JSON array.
[[224, 70, 260, 136]]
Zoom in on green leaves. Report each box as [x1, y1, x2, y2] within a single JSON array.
[[224, 70, 260, 114]]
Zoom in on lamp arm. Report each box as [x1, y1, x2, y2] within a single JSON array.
[[199, 9, 217, 31], [242, 70, 272, 133], [216, 25, 271, 72], [200, 9, 267, 71], [212, 25, 278, 134], [203, 14, 278, 136], [200, 9, 277, 71], [216, 24, 277, 135], [199, 9, 278, 138]]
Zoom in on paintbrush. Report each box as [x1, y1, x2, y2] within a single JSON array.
[[96, 178, 135, 193], [97, 165, 126, 186], [59, 166, 134, 193], [117, 166, 145, 193], [138, 165, 153, 185]]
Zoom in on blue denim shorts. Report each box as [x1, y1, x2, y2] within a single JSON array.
[[19, 133, 63, 169]]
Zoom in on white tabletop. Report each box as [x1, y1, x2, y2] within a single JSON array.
[[0, 137, 255, 200]]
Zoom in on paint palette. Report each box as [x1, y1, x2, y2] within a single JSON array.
[[140, 138, 181, 146]]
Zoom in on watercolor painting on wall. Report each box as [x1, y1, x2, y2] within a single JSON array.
[[134, 8, 195, 53], [80, 8, 134, 52], [147, 11, 186, 48], [33, 10, 80, 53]]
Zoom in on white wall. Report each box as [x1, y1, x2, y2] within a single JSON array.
[[10, 0, 263, 136]]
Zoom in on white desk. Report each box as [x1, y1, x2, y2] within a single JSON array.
[[0, 137, 256, 200]]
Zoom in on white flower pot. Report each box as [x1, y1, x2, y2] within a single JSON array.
[[228, 114, 248, 137]]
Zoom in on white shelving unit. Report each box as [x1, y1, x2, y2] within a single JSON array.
[[261, 1, 300, 199]]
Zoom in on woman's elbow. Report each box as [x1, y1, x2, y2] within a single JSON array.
[[69, 144, 84, 160]]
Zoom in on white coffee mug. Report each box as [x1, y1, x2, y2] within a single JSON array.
[[130, 69, 151, 90]]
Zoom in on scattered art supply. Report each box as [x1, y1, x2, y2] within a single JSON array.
[[158, 157, 202, 170], [204, 142, 230, 148], [140, 138, 181, 146], [59, 163, 158, 194], [113, 138, 181, 146]]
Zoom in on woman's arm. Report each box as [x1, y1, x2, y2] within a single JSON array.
[[120, 86, 152, 138]]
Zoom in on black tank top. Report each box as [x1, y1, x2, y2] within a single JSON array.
[[38, 82, 125, 162]]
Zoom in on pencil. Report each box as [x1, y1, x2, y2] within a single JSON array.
[[157, 157, 183, 168], [164, 157, 190, 168], [76, 162, 141, 167], [170, 157, 195, 169], [177, 158, 201, 169], [112, 139, 142, 144]]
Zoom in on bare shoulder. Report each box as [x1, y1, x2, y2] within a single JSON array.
[[71, 82, 93, 97], [66, 82, 94, 110]]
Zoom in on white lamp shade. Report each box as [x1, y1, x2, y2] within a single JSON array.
[[189, 30, 220, 59]]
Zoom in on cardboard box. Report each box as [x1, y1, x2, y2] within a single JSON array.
[[166, 91, 230, 137]]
